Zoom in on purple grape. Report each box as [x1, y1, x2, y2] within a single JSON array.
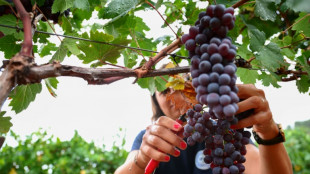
[[189, 26, 199, 38], [186, 109, 195, 118], [207, 82, 219, 93], [213, 157, 224, 165], [214, 4, 225, 18], [195, 34, 207, 45], [229, 91, 239, 103], [210, 53, 223, 64], [212, 167, 222, 174], [219, 43, 229, 56], [226, 48, 236, 60], [198, 74, 210, 86], [200, 44, 209, 53], [194, 104, 203, 112], [206, 5, 215, 17], [192, 77, 199, 88], [219, 94, 231, 106], [210, 37, 221, 46], [191, 69, 200, 78], [207, 93, 220, 106], [207, 43, 219, 55], [184, 124, 194, 133], [195, 46, 201, 55], [214, 147, 224, 157], [187, 136, 196, 146], [185, 39, 196, 51], [231, 151, 241, 161], [212, 63, 224, 74], [219, 85, 231, 95], [209, 72, 219, 82], [181, 34, 192, 44], [200, 52, 209, 61], [198, 11, 206, 19], [225, 7, 234, 15], [200, 15, 211, 27], [216, 26, 228, 38], [222, 13, 233, 26], [224, 64, 236, 76], [195, 123, 204, 133], [236, 163, 245, 172], [223, 104, 236, 117], [199, 60, 212, 73], [222, 167, 230, 174], [229, 165, 239, 174], [224, 157, 234, 167], [224, 142, 235, 155], [219, 73, 231, 85], [191, 56, 200, 69]]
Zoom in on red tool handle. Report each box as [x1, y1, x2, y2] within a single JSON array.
[[144, 115, 186, 174]]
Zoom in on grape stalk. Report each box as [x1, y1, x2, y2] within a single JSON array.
[[182, 4, 250, 174]]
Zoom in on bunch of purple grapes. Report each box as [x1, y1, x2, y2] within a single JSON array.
[[182, 4, 251, 174]]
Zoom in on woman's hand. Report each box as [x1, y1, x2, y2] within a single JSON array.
[[138, 116, 187, 164], [234, 84, 279, 140]]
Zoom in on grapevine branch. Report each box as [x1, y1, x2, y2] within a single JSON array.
[[137, 38, 183, 78], [12, 0, 33, 57], [4, 62, 191, 85], [232, 0, 250, 8]]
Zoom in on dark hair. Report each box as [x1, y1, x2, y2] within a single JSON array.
[[150, 88, 170, 121]]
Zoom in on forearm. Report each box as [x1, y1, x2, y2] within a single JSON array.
[[115, 150, 149, 174], [258, 143, 292, 174], [256, 122, 293, 174]]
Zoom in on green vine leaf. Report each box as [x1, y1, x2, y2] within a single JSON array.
[[292, 13, 310, 37], [254, 0, 277, 22], [258, 71, 281, 88], [296, 75, 310, 94], [248, 29, 266, 52], [52, 0, 74, 13], [73, 0, 90, 11], [39, 42, 57, 57], [98, 0, 141, 19], [236, 68, 259, 84], [137, 77, 156, 95], [155, 76, 169, 92], [0, 14, 23, 39], [0, 111, 12, 134], [9, 83, 42, 114], [256, 42, 286, 72], [0, 35, 21, 59], [284, 0, 310, 13]]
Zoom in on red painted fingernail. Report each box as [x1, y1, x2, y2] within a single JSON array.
[[180, 141, 187, 149], [164, 155, 170, 161], [174, 149, 180, 156], [174, 123, 181, 129]]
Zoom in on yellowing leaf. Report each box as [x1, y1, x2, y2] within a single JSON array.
[[165, 62, 176, 69], [166, 77, 185, 90]]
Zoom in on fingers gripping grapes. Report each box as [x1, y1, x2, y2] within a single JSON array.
[[235, 84, 273, 131]]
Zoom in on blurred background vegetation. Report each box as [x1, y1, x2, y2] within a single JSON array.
[[0, 129, 128, 174], [0, 121, 309, 174]]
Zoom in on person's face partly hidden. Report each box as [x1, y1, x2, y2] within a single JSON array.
[[155, 90, 187, 120]]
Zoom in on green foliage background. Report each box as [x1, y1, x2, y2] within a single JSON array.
[[284, 122, 310, 173], [0, 129, 128, 174]]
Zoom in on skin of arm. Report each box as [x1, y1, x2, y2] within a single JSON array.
[[235, 84, 293, 174]]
